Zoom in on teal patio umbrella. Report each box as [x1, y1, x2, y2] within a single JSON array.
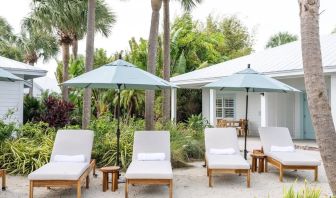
[[203, 64, 299, 159], [62, 59, 177, 167], [0, 68, 23, 82]]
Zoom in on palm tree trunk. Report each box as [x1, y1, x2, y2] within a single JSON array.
[[27, 61, 35, 97], [72, 38, 78, 59], [145, 0, 162, 130], [62, 42, 70, 101], [82, 0, 96, 129], [162, 0, 171, 123], [299, 0, 336, 194]]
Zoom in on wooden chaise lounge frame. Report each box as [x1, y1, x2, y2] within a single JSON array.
[[125, 178, 173, 198], [0, 169, 6, 190], [265, 155, 318, 182], [29, 159, 96, 198], [206, 159, 251, 188]]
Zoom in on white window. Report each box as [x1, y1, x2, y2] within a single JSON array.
[[216, 95, 235, 119]]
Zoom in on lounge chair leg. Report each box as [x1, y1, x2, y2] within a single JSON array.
[[169, 179, 173, 198], [279, 165, 283, 182], [247, 170, 251, 188], [314, 166, 318, 182], [77, 181, 81, 198], [29, 181, 33, 198], [265, 158, 268, 172], [86, 175, 90, 189], [207, 168, 209, 176], [125, 179, 128, 198], [2, 170, 6, 190], [208, 170, 213, 187]]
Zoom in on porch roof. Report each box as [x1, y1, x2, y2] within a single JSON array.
[[0, 56, 47, 80], [171, 34, 336, 88]]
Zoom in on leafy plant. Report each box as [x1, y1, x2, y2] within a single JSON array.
[[40, 96, 75, 128], [283, 181, 321, 198], [23, 95, 41, 123], [0, 120, 15, 142]]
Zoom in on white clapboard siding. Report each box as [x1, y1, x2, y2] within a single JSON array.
[[0, 81, 24, 123]]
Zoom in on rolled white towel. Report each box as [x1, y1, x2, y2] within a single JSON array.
[[209, 148, 235, 155], [271, 145, 295, 152], [54, 154, 86, 163], [137, 153, 166, 161]]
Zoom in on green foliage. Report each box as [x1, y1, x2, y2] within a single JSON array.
[[0, 122, 55, 174], [266, 32, 298, 48], [283, 182, 321, 198], [0, 120, 15, 142], [187, 114, 210, 132], [23, 95, 41, 123], [177, 89, 202, 122], [0, 116, 206, 174]]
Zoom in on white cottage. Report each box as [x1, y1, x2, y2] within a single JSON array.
[[0, 56, 47, 123], [171, 34, 336, 140]]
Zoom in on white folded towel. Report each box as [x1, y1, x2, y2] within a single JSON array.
[[209, 148, 235, 155], [54, 155, 86, 163], [137, 153, 166, 161], [271, 146, 295, 152]]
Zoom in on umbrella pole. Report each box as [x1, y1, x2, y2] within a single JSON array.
[[117, 84, 121, 167], [244, 88, 249, 159]]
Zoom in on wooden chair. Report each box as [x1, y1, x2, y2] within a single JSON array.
[[205, 128, 251, 188], [259, 127, 320, 182], [28, 130, 96, 198], [125, 131, 173, 198], [0, 169, 6, 190]]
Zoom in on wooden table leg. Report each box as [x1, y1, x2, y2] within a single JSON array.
[[252, 158, 256, 172], [112, 171, 118, 192], [102, 172, 107, 192], [1, 170, 6, 190], [258, 158, 264, 173]]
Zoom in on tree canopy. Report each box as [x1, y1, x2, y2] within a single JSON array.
[[265, 31, 298, 48]]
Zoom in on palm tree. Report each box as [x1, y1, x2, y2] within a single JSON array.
[[299, 0, 336, 194], [162, 0, 202, 122], [265, 31, 298, 48], [82, 0, 96, 129], [24, 0, 115, 101], [18, 29, 58, 95], [145, 0, 163, 130], [0, 17, 23, 61]]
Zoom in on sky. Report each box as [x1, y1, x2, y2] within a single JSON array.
[[1, 0, 336, 80]]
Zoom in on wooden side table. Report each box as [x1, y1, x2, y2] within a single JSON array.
[[250, 151, 267, 173], [0, 169, 6, 190], [100, 166, 120, 192]]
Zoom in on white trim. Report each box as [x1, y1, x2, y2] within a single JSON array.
[[331, 75, 336, 126], [260, 93, 266, 127], [209, 89, 216, 126]]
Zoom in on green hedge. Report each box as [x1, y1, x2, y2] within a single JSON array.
[[0, 115, 206, 175]]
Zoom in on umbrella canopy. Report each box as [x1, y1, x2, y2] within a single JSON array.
[[62, 59, 177, 89], [0, 68, 23, 82], [62, 59, 177, 169], [203, 66, 300, 92], [203, 64, 299, 159]]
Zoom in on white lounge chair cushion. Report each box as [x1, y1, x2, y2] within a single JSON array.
[[137, 153, 166, 161], [270, 146, 295, 152], [28, 162, 89, 180], [54, 155, 86, 163], [269, 151, 321, 166], [125, 161, 173, 179], [209, 148, 235, 155], [206, 154, 250, 169]]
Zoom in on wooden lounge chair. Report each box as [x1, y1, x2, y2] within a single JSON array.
[[0, 169, 5, 190], [125, 131, 173, 198], [28, 130, 95, 198], [258, 127, 320, 182], [205, 128, 251, 187]]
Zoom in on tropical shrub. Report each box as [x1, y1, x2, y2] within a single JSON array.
[[0, 120, 15, 142], [0, 115, 206, 174], [283, 182, 321, 198], [23, 95, 41, 123], [0, 122, 55, 174], [40, 96, 75, 128]]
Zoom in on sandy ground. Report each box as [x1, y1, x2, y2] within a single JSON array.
[[1, 138, 332, 198]]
